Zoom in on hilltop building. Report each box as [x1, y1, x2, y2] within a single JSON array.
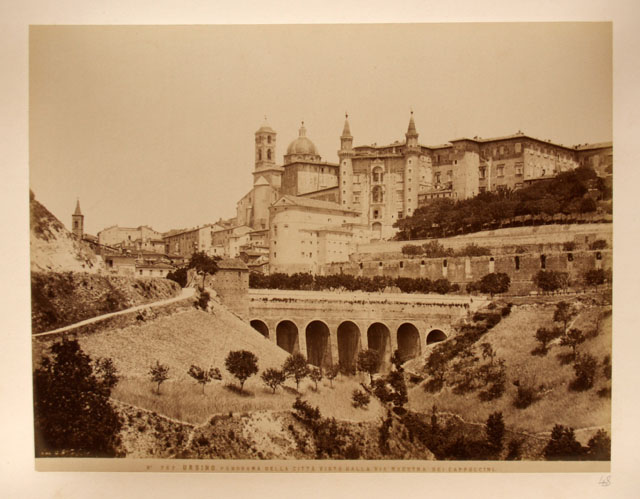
[[231, 113, 611, 274]]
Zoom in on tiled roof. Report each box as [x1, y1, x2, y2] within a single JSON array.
[[217, 258, 249, 271], [275, 195, 359, 213]]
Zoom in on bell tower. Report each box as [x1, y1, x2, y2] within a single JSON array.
[[253, 117, 283, 189], [72, 198, 84, 239], [338, 113, 355, 208]]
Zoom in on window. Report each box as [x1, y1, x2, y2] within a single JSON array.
[[497, 165, 505, 177], [515, 142, 522, 153], [267, 149, 271, 160], [372, 167, 384, 183], [514, 256, 520, 270], [372, 185, 383, 203], [443, 259, 447, 268], [479, 167, 486, 179], [447, 170, 452, 181], [540, 254, 546, 269], [373, 209, 380, 219], [596, 252, 602, 260], [398, 211, 403, 219], [515, 163, 524, 175], [359, 262, 363, 269], [435, 172, 441, 184], [568, 253, 574, 262], [399, 261, 404, 269], [479, 186, 487, 193]]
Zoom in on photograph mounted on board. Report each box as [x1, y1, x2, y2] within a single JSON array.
[[29, 23, 612, 471]]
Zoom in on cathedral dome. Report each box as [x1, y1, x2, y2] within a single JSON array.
[[286, 122, 319, 156]]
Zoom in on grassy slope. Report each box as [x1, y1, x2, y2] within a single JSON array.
[[79, 299, 384, 425], [407, 301, 611, 442]]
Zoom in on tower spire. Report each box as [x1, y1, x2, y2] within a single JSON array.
[[74, 198, 82, 215], [341, 112, 352, 138], [406, 110, 418, 137]]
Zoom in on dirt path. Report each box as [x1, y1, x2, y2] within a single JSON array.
[[33, 287, 195, 338]]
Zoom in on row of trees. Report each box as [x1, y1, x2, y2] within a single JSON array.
[[534, 268, 612, 294], [401, 241, 491, 258], [394, 165, 611, 240], [250, 272, 460, 294]]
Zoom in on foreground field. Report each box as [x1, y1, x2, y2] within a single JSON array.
[[407, 300, 611, 442]]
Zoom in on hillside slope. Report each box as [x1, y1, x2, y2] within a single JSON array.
[[31, 272, 181, 333], [407, 299, 611, 447], [30, 190, 105, 273]]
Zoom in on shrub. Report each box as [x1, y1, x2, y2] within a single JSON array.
[[533, 327, 562, 355], [560, 328, 586, 358], [570, 353, 598, 391], [477, 272, 511, 297], [506, 439, 523, 460], [513, 379, 539, 409], [309, 367, 323, 391], [401, 244, 423, 256], [357, 349, 380, 385], [586, 429, 611, 460], [33, 339, 123, 457], [352, 389, 371, 409], [543, 425, 586, 460], [224, 350, 259, 392], [589, 239, 607, 250], [261, 368, 286, 394], [187, 365, 222, 394], [554, 301, 577, 332], [166, 267, 188, 287], [292, 397, 321, 424], [196, 290, 211, 310], [602, 355, 612, 381], [485, 412, 505, 454], [325, 364, 339, 387]]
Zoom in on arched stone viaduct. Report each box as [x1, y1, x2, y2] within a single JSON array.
[[248, 289, 484, 373]]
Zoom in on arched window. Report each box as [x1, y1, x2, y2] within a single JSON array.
[[372, 167, 384, 183], [258, 149, 262, 160], [267, 135, 271, 144], [267, 149, 272, 160], [372, 185, 383, 203]]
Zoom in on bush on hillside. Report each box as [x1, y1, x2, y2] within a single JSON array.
[[33, 339, 123, 457], [224, 350, 259, 393]]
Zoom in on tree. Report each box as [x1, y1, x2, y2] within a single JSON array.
[[586, 429, 611, 460], [225, 350, 259, 392], [357, 349, 380, 385], [351, 389, 370, 409], [188, 251, 220, 275], [33, 339, 123, 457], [260, 368, 286, 394], [560, 328, 586, 358], [486, 411, 506, 454], [390, 349, 405, 372], [584, 269, 606, 289], [534, 270, 567, 293], [187, 365, 221, 394], [325, 364, 339, 387], [166, 267, 188, 287], [570, 353, 598, 391], [424, 347, 449, 387], [387, 370, 408, 407], [480, 342, 496, 365], [149, 360, 170, 394], [534, 327, 560, 354], [543, 424, 586, 460], [309, 367, 323, 391], [283, 353, 311, 391], [93, 357, 119, 391], [554, 301, 577, 332], [478, 272, 510, 297]]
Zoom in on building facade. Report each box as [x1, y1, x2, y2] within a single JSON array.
[[231, 113, 611, 275]]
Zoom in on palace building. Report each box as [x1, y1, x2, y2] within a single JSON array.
[[232, 113, 612, 274]]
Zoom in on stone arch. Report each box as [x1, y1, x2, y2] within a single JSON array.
[[305, 320, 332, 369], [427, 329, 447, 345], [337, 321, 361, 373], [397, 323, 420, 362], [367, 322, 391, 373], [250, 319, 269, 338], [276, 320, 299, 354]]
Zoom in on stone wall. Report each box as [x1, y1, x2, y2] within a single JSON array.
[[205, 269, 249, 319], [321, 249, 612, 295], [354, 223, 612, 258]]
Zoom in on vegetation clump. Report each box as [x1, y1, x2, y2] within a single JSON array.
[[225, 350, 259, 393], [33, 339, 123, 457]]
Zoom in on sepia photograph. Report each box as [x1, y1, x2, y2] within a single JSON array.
[[23, 18, 623, 478]]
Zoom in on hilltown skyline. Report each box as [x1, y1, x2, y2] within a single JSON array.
[[29, 24, 612, 236]]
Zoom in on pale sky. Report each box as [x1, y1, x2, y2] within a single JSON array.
[[29, 23, 612, 236]]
